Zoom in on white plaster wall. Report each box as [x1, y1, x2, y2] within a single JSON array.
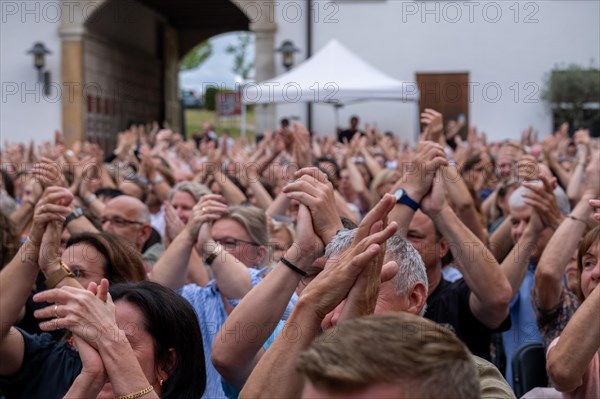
[[274, 0, 600, 142], [1, 1, 63, 144]]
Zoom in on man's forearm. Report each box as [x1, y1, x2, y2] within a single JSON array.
[[240, 299, 320, 399], [208, 244, 252, 299], [500, 228, 538, 296], [149, 232, 194, 289], [212, 261, 303, 388], [0, 241, 40, 339], [433, 206, 511, 326]]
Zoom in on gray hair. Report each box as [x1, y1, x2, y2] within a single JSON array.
[[325, 229, 429, 299], [168, 181, 211, 202], [509, 182, 571, 215]]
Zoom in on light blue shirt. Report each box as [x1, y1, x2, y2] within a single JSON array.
[[501, 263, 542, 387], [179, 268, 296, 399]]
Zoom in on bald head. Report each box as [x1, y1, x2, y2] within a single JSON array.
[[101, 195, 152, 250], [106, 196, 150, 223]]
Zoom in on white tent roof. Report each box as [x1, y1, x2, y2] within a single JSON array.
[[242, 39, 419, 104]]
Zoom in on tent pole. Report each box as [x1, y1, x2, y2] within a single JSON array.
[[241, 103, 247, 137]]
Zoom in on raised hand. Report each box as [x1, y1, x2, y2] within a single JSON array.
[[589, 198, 600, 222], [282, 167, 343, 245], [522, 174, 563, 230], [584, 151, 600, 197], [420, 108, 443, 143], [30, 157, 68, 189], [300, 194, 398, 320], [393, 141, 448, 203], [187, 194, 228, 250], [33, 279, 116, 346], [163, 201, 185, 248], [420, 169, 448, 217]]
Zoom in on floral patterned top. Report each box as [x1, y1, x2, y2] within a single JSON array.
[[531, 286, 580, 350]]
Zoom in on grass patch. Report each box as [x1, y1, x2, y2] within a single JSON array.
[[184, 109, 255, 139]]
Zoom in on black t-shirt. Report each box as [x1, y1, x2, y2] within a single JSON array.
[[337, 129, 363, 143], [0, 329, 81, 399], [424, 278, 511, 360]]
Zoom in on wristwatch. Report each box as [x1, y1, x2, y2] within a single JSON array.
[[45, 260, 76, 288], [65, 207, 83, 225], [393, 189, 419, 211]]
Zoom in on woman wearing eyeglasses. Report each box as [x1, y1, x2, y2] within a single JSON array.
[[0, 187, 148, 398], [151, 194, 295, 399]]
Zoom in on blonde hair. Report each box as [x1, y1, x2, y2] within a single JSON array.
[[297, 313, 479, 398], [370, 169, 398, 206], [226, 205, 270, 265], [168, 182, 211, 202]]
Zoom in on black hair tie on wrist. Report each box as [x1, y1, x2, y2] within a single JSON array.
[[280, 256, 307, 277]]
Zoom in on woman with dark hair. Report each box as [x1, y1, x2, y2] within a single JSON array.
[[32, 280, 206, 399], [0, 187, 148, 398], [65, 232, 147, 286]]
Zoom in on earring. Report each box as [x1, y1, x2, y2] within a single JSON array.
[[159, 379, 164, 387]]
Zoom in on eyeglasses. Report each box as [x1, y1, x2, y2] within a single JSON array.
[[70, 267, 104, 280], [214, 237, 260, 251], [101, 216, 143, 228]]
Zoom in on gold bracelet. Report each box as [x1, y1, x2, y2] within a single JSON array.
[[115, 385, 154, 399]]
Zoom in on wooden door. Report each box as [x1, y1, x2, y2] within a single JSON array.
[[416, 72, 469, 138]]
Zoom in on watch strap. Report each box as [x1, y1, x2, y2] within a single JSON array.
[[45, 261, 75, 288], [396, 190, 420, 211], [65, 208, 83, 225]]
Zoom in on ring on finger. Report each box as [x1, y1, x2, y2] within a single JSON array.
[[54, 304, 61, 318], [201, 207, 207, 212]]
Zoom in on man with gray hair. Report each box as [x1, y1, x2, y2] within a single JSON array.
[[321, 230, 429, 328], [238, 194, 514, 399]]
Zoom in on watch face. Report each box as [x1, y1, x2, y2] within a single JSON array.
[[394, 189, 405, 202]]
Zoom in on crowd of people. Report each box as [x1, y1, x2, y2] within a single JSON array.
[[0, 110, 599, 399]]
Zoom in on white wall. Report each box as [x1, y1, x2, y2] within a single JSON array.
[[1, 1, 63, 144], [275, 0, 600, 142]]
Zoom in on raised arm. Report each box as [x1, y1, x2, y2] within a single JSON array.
[[422, 172, 512, 329], [443, 165, 488, 243], [0, 187, 73, 376], [212, 169, 247, 206], [388, 141, 448, 237], [151, 194, 227, 290], [212, 204, 322, 389], [240, 198, 398, 399], [212, 167, 342, 388], [547, 284, 600, 393], [536, 155, 599, 309]]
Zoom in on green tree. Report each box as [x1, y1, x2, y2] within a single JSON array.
[[542, 64, 600, 129], [226, 32, 254, 80], [180, 41, 213, 71]]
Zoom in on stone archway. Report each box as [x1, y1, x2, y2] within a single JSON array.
[[58, 0, 274, 148]]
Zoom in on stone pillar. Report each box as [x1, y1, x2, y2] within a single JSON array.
[[60, 39, 85, 147], [163, 26, 180, 133], [231, 0, 278, 134], [59, 0, 105, 147], [251, 21, 277, 134]]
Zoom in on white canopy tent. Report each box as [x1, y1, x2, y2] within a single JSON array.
[[241, 39, 420, 135]]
